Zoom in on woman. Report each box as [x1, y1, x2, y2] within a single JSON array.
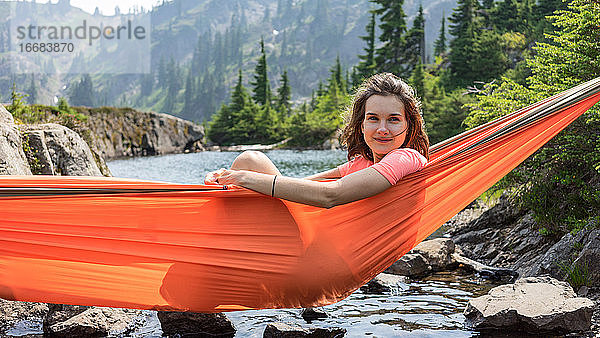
[[205, 73, 429, 208]]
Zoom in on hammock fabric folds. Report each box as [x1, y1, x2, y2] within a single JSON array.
[[1, 79, 600, 312]]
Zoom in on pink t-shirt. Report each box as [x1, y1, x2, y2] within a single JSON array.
[[337, 148, 427, 185]]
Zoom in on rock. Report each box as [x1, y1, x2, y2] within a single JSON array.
[[464, 276, 594, 333], [321, 137, 340, 150], [82, 108, 205, 160], [450, 195, 556, 277], [185, 139, 206, 153], [263, 322, 346, 337], [384, 253, 431, 277], [522, 230, 585, 279], [301, 308, 328, 322], [20, 124, 105, 176], [572, 230, 600, 287], [519, 228, 600, 289], [578, 286, 589, 297], [411, 238, 457, 271], [0, 104, 14, 124], [0, 299, 48, 333], [361, 273, 409, 294], [0, 124, 32, 175], [43, 304, 142, 337], [157, 311, 236, 337]]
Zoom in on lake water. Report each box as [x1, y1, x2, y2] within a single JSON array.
[[105, 149, 499, 337], [107, 149, 349, 184]]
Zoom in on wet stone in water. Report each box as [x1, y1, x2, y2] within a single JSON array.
[[157, 311, 235, 337], [301, 308, 327, 323], [263, 322, 346, 337]]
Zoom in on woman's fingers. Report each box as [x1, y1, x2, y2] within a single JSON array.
[[204, 168, 227, 185], [216, 170, 232, 184]]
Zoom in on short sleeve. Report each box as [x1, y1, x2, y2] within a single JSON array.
[[337, 161, 351, 177], [370, 148, 427, 185], [337, 155, 372, 177]]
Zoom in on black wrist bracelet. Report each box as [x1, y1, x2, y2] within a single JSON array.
[[271, 175, 277, 197]]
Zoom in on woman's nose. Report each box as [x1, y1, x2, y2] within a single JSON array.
[[377, 122, 389, 134]]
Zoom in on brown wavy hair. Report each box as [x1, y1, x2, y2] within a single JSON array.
[[341, 73, 429, 161]]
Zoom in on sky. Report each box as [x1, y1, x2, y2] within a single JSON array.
[[11, 0, 163, 15]]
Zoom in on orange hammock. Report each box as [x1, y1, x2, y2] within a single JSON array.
[[1, 78, 599, 313]]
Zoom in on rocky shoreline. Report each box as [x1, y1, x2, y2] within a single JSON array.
[[1, 104, 599, 336], [445, 196, 600, 335], [76, 107, 205, 161]]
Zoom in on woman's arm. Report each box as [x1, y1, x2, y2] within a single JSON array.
[[302, 167, 341, 180], [214, 167, 391, 208]]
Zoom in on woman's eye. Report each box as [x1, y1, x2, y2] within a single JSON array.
[[367, 116, 378, 121]]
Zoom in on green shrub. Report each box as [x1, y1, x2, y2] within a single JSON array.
[[558, 259, 591, 291]]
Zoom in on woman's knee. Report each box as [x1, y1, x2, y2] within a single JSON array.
[[234, 150, 265, 165], [231, 151, 280, 174]]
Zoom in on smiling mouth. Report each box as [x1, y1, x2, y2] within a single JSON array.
[[374, 138, 392, 142]]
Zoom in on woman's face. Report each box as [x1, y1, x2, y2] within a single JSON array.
[[361, 95, 408, 162]]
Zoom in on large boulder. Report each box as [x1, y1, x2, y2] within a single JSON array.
[[43, 304, 143, 337], [411, 238, 457, 271], [464, 276, 594, 333], [522, 229, 587, 279], [19, 124, 107, 176], [520, 228, 600, 289], [572, 229, 600, 288], [83, 108, 205, 160], [0, 104, 14, 124], [384, 253, 430, 277], [157, 311, 236, 337], [0, 124, 32, 175]]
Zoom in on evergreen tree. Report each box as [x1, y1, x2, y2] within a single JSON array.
[[208, 69, 251, 145], [198, 72, 217, 121], [140, 73, 154, 97], [157, 56, 167, 89], [27, 75, 37, 104], [253, 105, 279, 144], [354, 11, 377, 86], [466, 0, 600, 233], [481, 0, 494, 9], [403, 4, 426, 75], [372, 0, 408, 77], [330, 56, 346, 94], [471, 30, 509, 82], [191, 35, 203, 75], [69, 74, 94, 107], [251, 38, 272, 106], [182, 69, 195, 118], [447, 0, 480, 88], [276, 70, 291, 117], [491, 0, 522, 32], [410, 60, 424, 110], [288, 61, 352, 147], [433, 15, 446, 57], [230, 69, 251, 115], [213, 32, 225, 76]]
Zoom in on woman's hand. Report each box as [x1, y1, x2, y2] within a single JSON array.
[[204, 168, 227, 185], [204, 168, 246, 186]]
